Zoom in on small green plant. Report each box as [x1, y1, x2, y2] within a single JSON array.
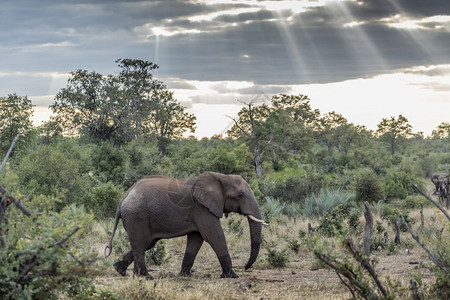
[[287, 239, 301, 253], [146, 240, 170, 266], [266, 248, 289, 268], [348, 208, 362, 230], [227, 218, 243, 237]]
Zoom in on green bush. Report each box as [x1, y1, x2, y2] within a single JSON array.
[[355, 168, 384, 203], [383, 171, 418, 200], [287, 239, 301, 253], [0, 194, 100, 299], [146, 240, 170, 266], [302, 189, 355, 218], [89, 181, 124, 219], [91, 142, 127, 184], [261, 197, 285, 221], [14, 144, 85, 209], [227, 218, 243, 237], [400, 195, 431, 210], [266, 248, 289, 268]]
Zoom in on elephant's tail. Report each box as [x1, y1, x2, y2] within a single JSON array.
[[105, 209, 121, 258]]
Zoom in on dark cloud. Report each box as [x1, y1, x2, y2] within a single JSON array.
[[0, 0, 449, 92]]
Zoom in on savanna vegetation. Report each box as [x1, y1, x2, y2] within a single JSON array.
[[0, 59, 449, 299]]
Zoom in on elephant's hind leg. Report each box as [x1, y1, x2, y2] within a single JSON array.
[[114, 250, 134, 276], [180, 232, 204, 277], [124, 219, 154, 279]]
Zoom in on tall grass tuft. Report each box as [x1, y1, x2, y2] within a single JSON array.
[[302, 189, 355, 218]]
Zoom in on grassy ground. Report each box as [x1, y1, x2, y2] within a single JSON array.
[[90, 204, 444, 299]]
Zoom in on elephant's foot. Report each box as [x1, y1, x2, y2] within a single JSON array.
[[114, 261, 129, 276], [179, 270, 194, 277], [220, 269, 239, 278]]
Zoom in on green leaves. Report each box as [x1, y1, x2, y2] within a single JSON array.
[[0, 193, 99, 299]]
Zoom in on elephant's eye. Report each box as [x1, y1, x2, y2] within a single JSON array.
[[236, 191, 245, 199]]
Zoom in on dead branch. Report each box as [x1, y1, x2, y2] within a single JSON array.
[[411, 183, 450, 221], [401, 215, 448, 272], [0, 186, 31, 217], [344, 239, 388, 297], [0, 136, 19, 173], [394, 220, 401, 244], [410, 279, 420, 300], [363, 201, 373, 257], [336, 272, 356, 299]]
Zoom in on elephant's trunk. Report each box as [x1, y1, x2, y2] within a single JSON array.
[[245, 210, 264, 270]]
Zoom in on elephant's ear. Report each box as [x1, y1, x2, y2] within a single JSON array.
[[192, 172, 225, 218]]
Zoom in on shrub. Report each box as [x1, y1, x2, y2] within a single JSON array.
[[302, 189, 356, 218], [88, 181, 124, 219], [227, 218, 243, 237], [266, 248, 289, 268], [14, 144, 85, 209], [261, 197, 285, 221], [91, 142, 127, 184], [355, 168, 384, 203], [383, 171, 419, 200], [0, 194, 101, 299], [287, 239, 301, 253], [400, 195, 431, 210], [146, 240, 170, 266]]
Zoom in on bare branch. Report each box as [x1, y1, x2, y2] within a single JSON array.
[[401, 215, 448, 272], [411, 183, 450, 221], [0, 186, 31, 217], [0, 136, 19, 173], [344, 239, 388, 297], [363, 201, 373, 257]]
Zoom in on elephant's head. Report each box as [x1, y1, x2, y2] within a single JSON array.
[[192, 171, 267, 269]]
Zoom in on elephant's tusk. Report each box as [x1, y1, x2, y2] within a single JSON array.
[[248, 215, 269, 226]]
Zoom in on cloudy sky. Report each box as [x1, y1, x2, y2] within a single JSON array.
[[1, 0, 450, 137]]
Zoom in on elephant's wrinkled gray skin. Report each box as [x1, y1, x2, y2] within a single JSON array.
[[105, 172, 266, 279]]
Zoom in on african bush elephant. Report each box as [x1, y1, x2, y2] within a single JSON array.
[[105, 172, 267, 279], [431, 173, 448, 195]]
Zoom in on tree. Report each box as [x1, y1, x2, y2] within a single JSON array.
[[432, 122, 450, 139], [227, 100, 270, 177], [50, 70, 121, 141], [148, 90, 196, 158], [267, 94, 319, 167], [376, 115, 412, 156], [228, 94, 320, 176], [50, 59, 166, 146], [0, 94, 34, 154], [317, 112, 365, 156], [116, 58, 165, 140]]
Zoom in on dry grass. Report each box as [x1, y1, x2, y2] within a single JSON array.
[[92, 206, 446, 299]]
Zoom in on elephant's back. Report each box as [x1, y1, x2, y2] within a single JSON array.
[[120, 177, 192, 216]]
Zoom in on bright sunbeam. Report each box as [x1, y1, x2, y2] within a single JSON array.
[[327, 1, 387, 72], [385, 0, 436, 61], [272, 10, 309, 82]]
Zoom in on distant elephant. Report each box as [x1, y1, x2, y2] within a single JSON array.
[[105, 172, 267, 279], [431, 173, 449, 195], [436, 181, 449, 208]]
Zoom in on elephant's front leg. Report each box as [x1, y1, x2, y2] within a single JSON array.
[[203, 223, 238, 278], [180, 232, 204, 277]]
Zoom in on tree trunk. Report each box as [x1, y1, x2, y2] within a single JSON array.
[[254, 139, 263, 177], [363, 202, 373, 257], [394, 220, 401, 244]]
